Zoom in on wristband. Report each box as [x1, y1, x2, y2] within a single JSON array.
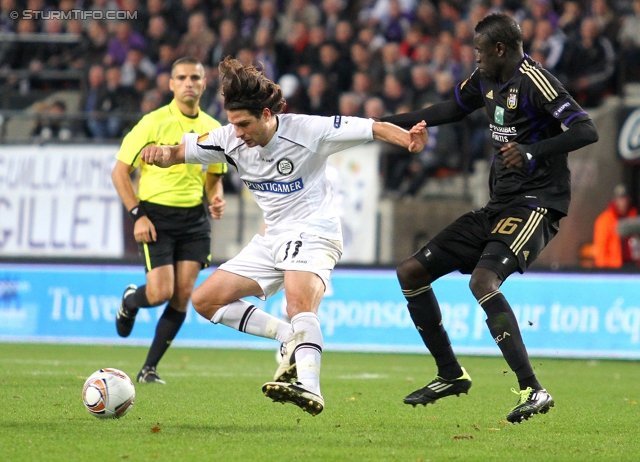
[[129, 205, 146, 222]]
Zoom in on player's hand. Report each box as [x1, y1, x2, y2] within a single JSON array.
[[140, 145, 171, 167], [408, 120, 427, 153], [209, 196, 226, 219], [133, 216, 157, 243], [500, 142, 528, 169]]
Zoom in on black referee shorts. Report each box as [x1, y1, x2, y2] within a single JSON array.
[[426, 206, 561, 275], [138, 201, 211, 272]]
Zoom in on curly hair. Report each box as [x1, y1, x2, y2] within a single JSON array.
[[218, 56, 286, 118], [475, 13, 523, 51]]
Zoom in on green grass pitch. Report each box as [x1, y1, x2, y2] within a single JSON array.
[[1, 343, 639, 461]]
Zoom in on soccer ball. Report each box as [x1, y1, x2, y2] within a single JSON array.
[[82, 368, 136, 419]]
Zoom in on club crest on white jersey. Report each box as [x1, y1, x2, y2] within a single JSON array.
[[277, 158, 294, 175]]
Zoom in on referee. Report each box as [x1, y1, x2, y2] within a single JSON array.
[[381, 13, 598, 423], [111, 57, 227, 384]]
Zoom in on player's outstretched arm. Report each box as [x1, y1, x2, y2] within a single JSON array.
[[140, 143, 186, 167], [372, 121, 427, 153]]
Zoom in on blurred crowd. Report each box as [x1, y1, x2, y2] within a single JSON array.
[[1, 0, 639, 194]]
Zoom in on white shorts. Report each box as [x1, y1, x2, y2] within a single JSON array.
[[218, 231, 343, 300]]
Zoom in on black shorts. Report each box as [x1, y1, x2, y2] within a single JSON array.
[[138, 201, 211, 272], [424, 206, 560, 275]]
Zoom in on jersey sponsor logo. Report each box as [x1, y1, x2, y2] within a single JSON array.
[[197, 132, 209, 142], [333, 115, 342, 128], [494, 331, 511, 344], [486, 90, 493, 99], [553, 102, 571, 118], [243, 178, 304, 194], [489, 123, 516, 142], [494, 106, 504, 125], [277, 158, 294, 175], [507, 91, 518, 109]]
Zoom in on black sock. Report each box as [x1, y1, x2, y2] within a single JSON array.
[[124, 285, 153, 309], [143, 305, 186, 368], [403, 285, 462, 380], [481, 291, 542, 390]]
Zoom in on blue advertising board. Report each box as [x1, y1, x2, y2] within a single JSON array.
[[1, 263, 639, 359]]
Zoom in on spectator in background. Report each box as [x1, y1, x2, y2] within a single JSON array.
[[31, 100, 73, 142], [253, 26, 278, 81], [155, 43, 177, 75], [94, 66, 136, 138], [306, 72, 338, 115], [363, 96, 388, 118], [211, 0, 242, 33], [593, 184, 640, 268], [351, 71, 375, 102], [106, 21, 146, 67], [121, 47, 156, 87], [410, 64, 437, 109], [179, 11, 216, 65], [278, 73, 310, 113], [257, 0, 280, 37], [321, 0, 347, 38], [334, 20, 356, 57], [140, 89, 162, 114], [556, 16, 615, 106], [400, 23, 428, 60], [350, 41, 385, 92], [379, 0, 412, 43], [146, 15, 173, 63], [76, 21, 110, 68], [381, 41, 412, 84], [381, 73, 411, 113], [315, 40, 353, 93], [6, 18, 40, 70], [338, 91, 364, 116], [530, 19, 566, 70], [155, 72, 173, 106], [557, 0, 583, 42], [239, 0, 260, 40], [82, 64, 113, 139], [590, 0, 620, 50], [618, 0, 640, 81], [210, 19, 240, 68], [0, 0, 19, 32], [173, 0, 211, 36], [528, 0, 559, 27], [276, 0, 322, 43]]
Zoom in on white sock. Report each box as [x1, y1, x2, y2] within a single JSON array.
[[291, 312, 323, 395], [212, 300, 292, 343]]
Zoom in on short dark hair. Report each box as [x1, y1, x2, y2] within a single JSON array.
[[218, 56, 285, 118], [171, 57, 203, 76], [475, 13, 523, 50]]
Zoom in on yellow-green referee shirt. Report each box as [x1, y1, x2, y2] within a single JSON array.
[[116, 99, 227, 207]]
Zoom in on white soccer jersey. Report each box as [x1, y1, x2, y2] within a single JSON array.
[[183, 113, 374, 240]]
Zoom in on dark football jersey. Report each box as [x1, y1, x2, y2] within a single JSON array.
[[455, 55, 591, 215]]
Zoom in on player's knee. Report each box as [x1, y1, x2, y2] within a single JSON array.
[[396, 254, 434, 289], [191, 287, 209, 316], [145, 286, 172, 306], [469, 270, 501, 299]]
